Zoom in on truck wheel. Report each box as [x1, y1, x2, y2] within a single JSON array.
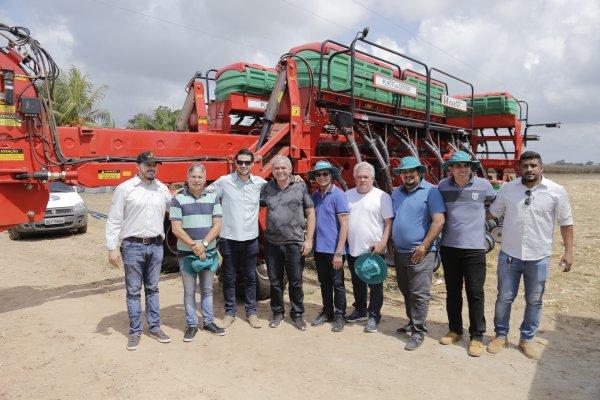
[[8, 228, 22, 240], [77, 224, 88, 234]]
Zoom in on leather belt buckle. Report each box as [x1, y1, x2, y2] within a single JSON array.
[[142, 237, 153, 245]]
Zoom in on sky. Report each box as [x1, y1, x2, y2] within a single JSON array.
[[3, 0, 599, 162]]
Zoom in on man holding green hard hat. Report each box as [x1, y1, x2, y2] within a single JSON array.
[[170, 163, 226, 342], [391, 156, 446, 351]]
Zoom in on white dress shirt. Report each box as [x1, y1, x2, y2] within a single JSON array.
[[489, 176, 573, 260], [105, 175, 172, 250], [205, 172, 267, 241]]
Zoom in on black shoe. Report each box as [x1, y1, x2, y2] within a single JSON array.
[[311, 311, 334, 327], [405, 335, 424, 351], [183, 326, 198, 342], [149, 329, 171, 343], [292, 316, 307, 331], [331, 315, 345, 332], [269, 313, 284, 328], [396, 322, 414, 335], [203, 322, 226, 336], [345, 310, 368, 323], [126, 334, 141, 351]]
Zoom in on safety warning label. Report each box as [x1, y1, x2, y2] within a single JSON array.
[[98, 169, 121, 180], [0, 148, 24, 161]]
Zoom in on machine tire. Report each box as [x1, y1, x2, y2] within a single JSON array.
[[161, 219, 179, 273], [77, 224, 88, 234], [8, 228, 22, 240], [484, 232, 496, 254], [255, 260, 271, 301]]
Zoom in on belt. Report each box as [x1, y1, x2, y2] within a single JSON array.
[[123, 236, 162, 245]]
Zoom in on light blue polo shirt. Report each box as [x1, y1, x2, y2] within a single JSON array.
[[312, 185, 349, 254], [391, 179, 446, 252], [439, 175, 496, 249]]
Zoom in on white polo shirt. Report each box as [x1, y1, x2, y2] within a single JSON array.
[[346, 187, 394, 257], [489, 177, 573, 260]]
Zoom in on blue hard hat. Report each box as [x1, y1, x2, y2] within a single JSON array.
[[442, 151, 481, 170], [354, 252, 388, 284], [307, 160, 341, 180], [392, 156, 427, 175]]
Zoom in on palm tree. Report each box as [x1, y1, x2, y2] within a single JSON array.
[[127, 106, 181, 131], [51, 66, 113, 127]]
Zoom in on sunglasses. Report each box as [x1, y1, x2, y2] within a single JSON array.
[[236, 160, 253, 166], [525, 189, 532, 205], [314, 171, 331, 177]]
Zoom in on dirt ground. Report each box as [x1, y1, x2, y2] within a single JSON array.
[[1, 173, 599, 400]]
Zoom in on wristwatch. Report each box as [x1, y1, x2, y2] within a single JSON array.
[[334, 252, 343, 257], [202, 240, 209, 247]]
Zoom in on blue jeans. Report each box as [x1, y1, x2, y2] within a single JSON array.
[[121, 240, 163, 335], [219, 238, 259, 316], [178, 258, 215, 327], [494, 251, 549, 342]]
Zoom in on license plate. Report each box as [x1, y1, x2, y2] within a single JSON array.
[[44, 217, 65, 225]]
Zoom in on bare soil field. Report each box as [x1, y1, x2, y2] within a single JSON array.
[[0, 173, 598, 400]]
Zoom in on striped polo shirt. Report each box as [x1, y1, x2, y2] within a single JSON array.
[[438, 175, 496, 249], [169, 187, 222, 256]]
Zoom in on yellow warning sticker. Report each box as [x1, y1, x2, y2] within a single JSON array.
[[277, 91, 284, 102], [0, 105, 19, 126], [291, 105, 300, 117], [98, 169, 121, 180], [198, 117, 208, 125], [0, 148, 24, 161], [0, 105, 16, 113], [123, 170, 132, 177]]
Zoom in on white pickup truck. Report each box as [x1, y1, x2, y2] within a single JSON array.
[[8, 182, 88, 240]]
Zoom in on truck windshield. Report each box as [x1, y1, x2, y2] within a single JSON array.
[[50, 182, 74, 193]]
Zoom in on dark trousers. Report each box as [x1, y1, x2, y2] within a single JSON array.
[[347, 255, 383, 322], [395, 251, 436, 338], [264, 241, 304, 318], [219, 238, 259, 316], [440, 246, 486, 340], [314, 252, 346, 317]]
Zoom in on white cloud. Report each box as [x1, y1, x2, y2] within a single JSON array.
[[5, 0, 600, 161]]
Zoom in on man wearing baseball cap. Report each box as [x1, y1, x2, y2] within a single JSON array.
[[106, 151, 173, 350]]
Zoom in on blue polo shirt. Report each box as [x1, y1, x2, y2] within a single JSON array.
[[312, 185, 349, 254], [439, 175, 496, 249], [391, 180, 446, 252]]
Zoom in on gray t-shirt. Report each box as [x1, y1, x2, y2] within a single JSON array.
[[439, 175, 496, 249], [260, 179, 314, 244]]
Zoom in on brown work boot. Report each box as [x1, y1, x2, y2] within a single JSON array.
[[439, 331, 462, 345], [247, 314, 262, 329], [467, 340, 485, 357], [220, 315, 236, 329], [487, 337, 508, 354], [519, 340, 540, 360]]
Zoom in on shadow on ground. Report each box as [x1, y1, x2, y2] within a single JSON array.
[[529, 313, 600, 400]]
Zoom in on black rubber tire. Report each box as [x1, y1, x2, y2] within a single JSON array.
[[8, 228, 22, 240], [77, 224, 88, 234], [255, 260, 271, 301], [161, 219, 179, 273], [484, 232, 496, 254]]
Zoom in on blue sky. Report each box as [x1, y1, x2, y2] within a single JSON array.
[[3, 0, 599, 162]]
